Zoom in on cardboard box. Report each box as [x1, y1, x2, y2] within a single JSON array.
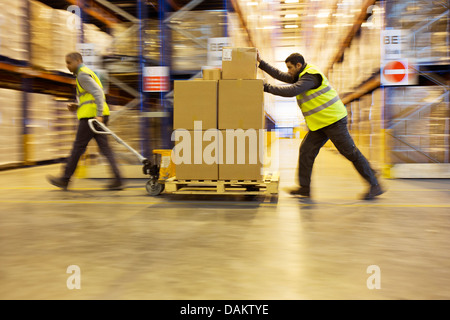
[[173, 130, 219, 180], [221, 47, 257, 80], [173, 80, 218, 130], [202, 68, 222, 80], [219, 129, 264, 180], [218, 79, 264, 129]]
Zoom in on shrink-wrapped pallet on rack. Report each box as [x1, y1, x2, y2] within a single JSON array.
[[53, 100, 78, 159], [171, 11, 226, 72], [84, 23, 114, 57], [387, 87, 448, 164], [52, 9, 78, 72], [30, 0, 54, 70], [26, 93, 55, 162], [0, 88, 23, 166], [0, 0, 27, 61]]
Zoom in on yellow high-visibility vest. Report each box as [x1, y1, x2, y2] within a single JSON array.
[[76, 65, 110, 120], [296, 64, 347, 131]]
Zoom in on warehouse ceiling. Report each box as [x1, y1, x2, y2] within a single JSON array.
[[276, 0, 305, 48], [37, 0, 305, 47]]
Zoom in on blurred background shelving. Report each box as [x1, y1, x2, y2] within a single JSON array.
[[0, 0, 448, 177]]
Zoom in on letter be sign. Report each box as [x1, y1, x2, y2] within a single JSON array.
[[381, 29, 404, 60]]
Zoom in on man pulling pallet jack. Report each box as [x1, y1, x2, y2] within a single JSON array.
[[47, 52, 123, 191]]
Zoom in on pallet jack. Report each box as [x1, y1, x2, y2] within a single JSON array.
[[88, 119, 172, 196]]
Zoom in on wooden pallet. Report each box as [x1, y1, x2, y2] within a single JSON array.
[[164, 172, 279, 195]]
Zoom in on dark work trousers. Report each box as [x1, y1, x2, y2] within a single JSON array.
[[298, 116, 378, 189], [62, 116, 122, 182]]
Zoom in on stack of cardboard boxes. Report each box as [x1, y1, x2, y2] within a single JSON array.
[[173, 47, 265, 181], [0, 0, 27, 61]]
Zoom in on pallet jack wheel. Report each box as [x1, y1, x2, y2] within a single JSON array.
[[146, 179, 165, 196]]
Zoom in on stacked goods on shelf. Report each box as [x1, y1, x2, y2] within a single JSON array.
[[52, 9, 78, 72], [389, 0, 449, 64], [0, 0, 27, 61], [30, 0, 54, 70], [0, 89, 23, 166], [109, 22, 143, 73], [0, 92, 78, 167], [369, 89, 384, 167], [359, 23, 381, 79], [171, 11, 226, 72], [386, 87, 449, 164], [30, 1, 112, 72], [346, 88, 384, 169], [53, 100, 78, 159], [173, 47, 264, 180], [84, 24, 113, 57], [26, 92, 55, 162], [328, 21, 381, 97], [111, 22, 139, 57]]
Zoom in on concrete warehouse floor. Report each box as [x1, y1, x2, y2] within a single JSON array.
[[0, 138, 449, 300]]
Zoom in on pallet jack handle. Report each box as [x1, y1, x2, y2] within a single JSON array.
[[88, 118, 148, 165]]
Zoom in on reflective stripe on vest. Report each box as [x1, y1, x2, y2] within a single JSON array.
[[302, 95, 340, 117], [76, 66, 110, 120], [297, 85, 332, 105], [296, 64, 347, 131]]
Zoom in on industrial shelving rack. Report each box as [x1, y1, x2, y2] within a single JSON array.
[[382, 0, 450, 178], [0, 0, 135, 170], [1, 0, 278, 174]]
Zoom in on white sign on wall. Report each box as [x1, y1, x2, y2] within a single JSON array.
[[207, 37, 231, 67], [381, 29, 405, 60], [76, 43, 99, 70]]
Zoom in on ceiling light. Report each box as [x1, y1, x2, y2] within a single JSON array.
[[284, 0, 299, 3], [284, 14, 299, 18], [317, 9, 331, 18], [285, 25, 299, 28]]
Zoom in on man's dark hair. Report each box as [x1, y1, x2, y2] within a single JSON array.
[[285, 53, 305, 66], [66, 52, 83, 62]]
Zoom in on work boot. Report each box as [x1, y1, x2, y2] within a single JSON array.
[[47, 175, 69, 191], [106, 179, 124, 191], [284, 186, 310, 197], [363, 184, 384, 200]]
